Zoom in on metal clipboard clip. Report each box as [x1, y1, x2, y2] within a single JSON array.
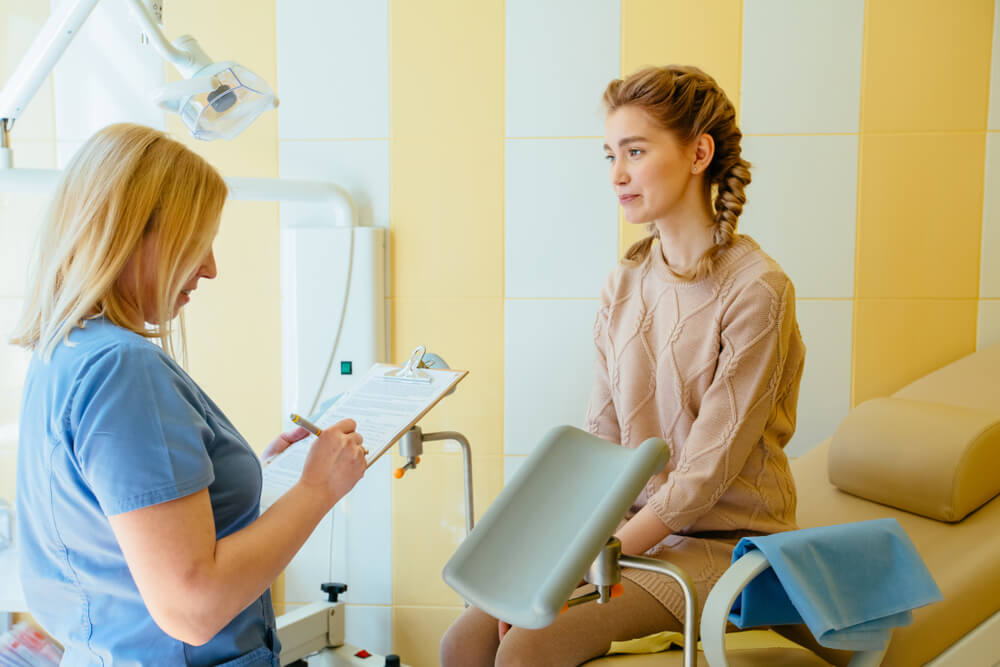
[[384, 345, 433, 383]]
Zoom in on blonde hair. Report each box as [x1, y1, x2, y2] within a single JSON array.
[[604, 65, 751, 281], [10, 123, 227, 361]]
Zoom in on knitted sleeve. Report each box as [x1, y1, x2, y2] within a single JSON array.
[[645, 272, 799, 531], [585, 274, 622, 445]]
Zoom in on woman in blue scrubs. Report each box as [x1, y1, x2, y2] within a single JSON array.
[[10, 123, 367, 666]]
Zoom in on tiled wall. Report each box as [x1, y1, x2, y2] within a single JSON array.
[[980, 0, 1000, 347], [853, 0, 995, 404], [2, 1, 998, 665]]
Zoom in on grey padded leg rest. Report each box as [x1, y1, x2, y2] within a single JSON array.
[[442, 425, 671, 630]]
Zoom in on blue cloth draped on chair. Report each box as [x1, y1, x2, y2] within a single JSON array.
[[728, 518, 943, 651]]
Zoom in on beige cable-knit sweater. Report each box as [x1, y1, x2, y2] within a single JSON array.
[[585, 234, 805, 624]]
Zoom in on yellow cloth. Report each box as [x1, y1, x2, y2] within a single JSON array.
[[606, 629, 807, 655]]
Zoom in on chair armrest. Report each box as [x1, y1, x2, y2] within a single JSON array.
[[700, 551, 891, 667], [701, 550, 771, 666]]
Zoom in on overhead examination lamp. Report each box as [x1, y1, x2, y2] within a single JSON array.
[[0, 0, 278, 164]]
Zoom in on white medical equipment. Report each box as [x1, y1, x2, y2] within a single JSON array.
[[0, 0, 276, 159]]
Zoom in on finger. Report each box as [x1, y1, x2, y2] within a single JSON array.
[[261, 426, 310, 460], [283, 426, 312, 443], [332, 418, 357, 433]]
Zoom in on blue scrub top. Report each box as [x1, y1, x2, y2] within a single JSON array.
[[17, 318, 281, 666]]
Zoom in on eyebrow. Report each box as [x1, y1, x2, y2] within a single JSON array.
[[602, 136, 648, 151]]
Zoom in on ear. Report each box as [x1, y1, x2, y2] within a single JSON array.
[[691, 133, 715, 175]]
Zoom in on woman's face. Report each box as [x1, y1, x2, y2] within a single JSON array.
[[120, 230, 218, 325], [604, 105, 700, 225]]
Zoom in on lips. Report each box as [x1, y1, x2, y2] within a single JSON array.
[[618, 194, 639, 205]]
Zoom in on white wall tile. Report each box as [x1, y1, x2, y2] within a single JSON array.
[[786, 299, 853, 458], [285, 509, 334, 604], [741, 0, 864, 134], [505, 139, 618, 298], [8, 141, 55, 169], [277, 0, 388, 139], [342, 605, 393, 657], [504, 456, 526, 486], [989, 0, 1000, 130], [978, 300, 1000, 349], [55, 141, 83, 169], [331, 455, 392, 605], [741, 135, 858, 298], [0, 193, 50, 297], [505, 0, 619, 137], [981, 134, 1000, 297], [0, 298, 30, 431], [279, 140, 391, 296], [504, 300, 598, 455], [279, 141, 390, 229], [51, 0, 165, 141]]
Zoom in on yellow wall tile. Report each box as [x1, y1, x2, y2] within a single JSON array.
[[619, 0, 742, 258], [164, 2, 281, 453], [393, 606, 463, 667], [183, 201, 282, 453], [390, 0, 504, 300], [856, 133, 985, 299], [621, 0, 742, 103], [390, 298, 504, 454], [862, 0, 994, 133], [853, 299, 978, 405], [392, 454, 504, 608]]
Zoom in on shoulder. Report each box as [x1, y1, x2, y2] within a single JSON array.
[[64, 321, 198, 409], [716, 237, 797, 325], [721, 236, 795, 300], [68, 320, 171, 376]]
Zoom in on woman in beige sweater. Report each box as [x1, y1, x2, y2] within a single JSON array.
[[441, 65, 805, 667]]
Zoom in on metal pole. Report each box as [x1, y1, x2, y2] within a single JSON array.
[[421, 431, 474, 536], [620, 554, 699, 667]]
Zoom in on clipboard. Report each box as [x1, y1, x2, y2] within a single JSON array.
[[261, 352, 467, 506]]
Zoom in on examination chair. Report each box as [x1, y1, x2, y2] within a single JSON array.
[[445, 342, 1000, 666], [588, 341, 1000, 666]]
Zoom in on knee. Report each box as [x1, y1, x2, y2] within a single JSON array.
[[495, 630, 545, 667], [438, 621, 464, 667]]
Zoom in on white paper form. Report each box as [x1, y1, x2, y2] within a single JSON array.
[[261, 363, 466, 507]]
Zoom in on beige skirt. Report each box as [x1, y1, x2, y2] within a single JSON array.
[[621, 531, 754, 627]]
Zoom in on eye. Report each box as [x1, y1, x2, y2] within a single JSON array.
[[604, 154, 615, 163], [628, 148, 643, 158]]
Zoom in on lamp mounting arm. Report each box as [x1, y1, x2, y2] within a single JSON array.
[[0, 0, 211, 128]]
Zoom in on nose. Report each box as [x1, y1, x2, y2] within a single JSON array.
[[611, 159, 629, 186], [200, 249, 217, 280]]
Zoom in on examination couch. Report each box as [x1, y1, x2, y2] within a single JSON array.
[[590, 341, 1000, 666]]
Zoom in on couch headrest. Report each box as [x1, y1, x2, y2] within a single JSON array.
[[828, 398, 1000, 522]]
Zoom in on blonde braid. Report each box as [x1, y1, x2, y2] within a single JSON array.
[[713, 157, 751, 246], [623, 223, 659, 265]]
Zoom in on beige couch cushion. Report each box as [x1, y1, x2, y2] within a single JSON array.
[[828, 397, 1000, 522], [795, 440, 1000, 667]]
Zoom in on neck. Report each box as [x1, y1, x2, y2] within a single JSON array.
[[653, 193, 717, 272]]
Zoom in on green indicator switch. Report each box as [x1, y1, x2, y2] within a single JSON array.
[[340, 361, 353, 375]]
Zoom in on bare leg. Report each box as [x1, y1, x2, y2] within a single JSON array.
[[440, 580, 680, 667], [440, 603, 501, 667]]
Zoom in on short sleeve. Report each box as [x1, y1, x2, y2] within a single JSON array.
[[70, 343, 215, 516]]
